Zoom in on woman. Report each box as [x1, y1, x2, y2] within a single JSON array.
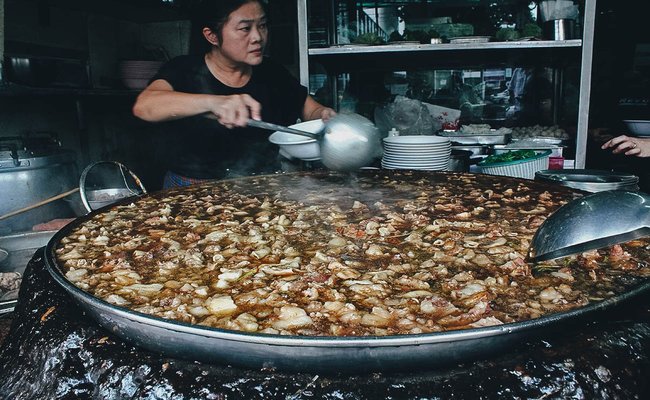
[[133, 0, 335, 187], [601, 135, 650, 158]]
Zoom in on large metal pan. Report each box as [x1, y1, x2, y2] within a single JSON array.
[[43, 172, 650, 373]]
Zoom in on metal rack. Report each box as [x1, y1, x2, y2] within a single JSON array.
[[296, 0, 597, 168]]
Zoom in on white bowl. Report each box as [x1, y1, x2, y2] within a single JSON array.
[[268, 119, 323, 161], [623, 120, 650, 137]]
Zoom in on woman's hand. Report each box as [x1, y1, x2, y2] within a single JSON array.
[[303, 96, 336, 122], [211, 94, 262, 128], [601, 135, 650, 158], [133, 80, 261, 127], [317, 107, 337, 122]]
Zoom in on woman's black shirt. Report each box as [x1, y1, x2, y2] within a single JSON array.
[[151, 55, 308, 179]]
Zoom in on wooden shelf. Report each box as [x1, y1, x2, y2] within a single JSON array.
[[309, 39, 583, 56]]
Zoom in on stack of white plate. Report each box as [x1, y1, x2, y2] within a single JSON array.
[[381, 136, 451, 170]]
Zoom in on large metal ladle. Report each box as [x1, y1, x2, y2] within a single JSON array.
[[248, 113, 382, 172], [528, 190, 650, 262]]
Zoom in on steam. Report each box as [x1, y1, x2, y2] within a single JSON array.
[[270, 172, 419, 209]]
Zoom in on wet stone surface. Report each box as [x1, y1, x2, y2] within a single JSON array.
[[0, 249, 649, 399]]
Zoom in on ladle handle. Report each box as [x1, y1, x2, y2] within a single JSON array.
[[247, 119, 318, 139]]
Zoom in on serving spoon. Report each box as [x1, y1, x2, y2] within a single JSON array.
[[248, 113, 382, 172], [528, 190, 650, 262]]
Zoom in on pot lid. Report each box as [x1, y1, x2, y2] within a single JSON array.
[[535, 169, 639, 192], [535, 169, 639, 184]]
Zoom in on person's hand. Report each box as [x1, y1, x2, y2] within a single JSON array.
[[319, 107, 337, 122], [601, 135, 650, 158], [211, 94, 262, 128]]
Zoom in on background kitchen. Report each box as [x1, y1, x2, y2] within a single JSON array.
[[0, 0, 650, 230]]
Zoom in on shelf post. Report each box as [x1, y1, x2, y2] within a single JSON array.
[[575, 0, 597, 168], [297, 0, 309, 87]]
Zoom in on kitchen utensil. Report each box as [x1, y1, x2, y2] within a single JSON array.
[[543, 19, 575, 40], [43, 171, 650, 373], [0, 137, 78, 233], [448, 149, 473, 172], [451, 145, 490, 156], [0, 188, 80, 222], [78, 161, 146, 213], [251, 113, 382, 172], [529, 191, 650, 262], [535, 169, 639, 193]]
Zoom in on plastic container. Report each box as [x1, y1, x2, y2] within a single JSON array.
[[493, 144, 564, 157], [478, 150, 551, 179], [548, 156, 564, 170]]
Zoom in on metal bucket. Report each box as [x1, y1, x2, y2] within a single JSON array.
[[543, 19, 576, 40], [79, 161, 147, 213], [86, 188, 136, 210], [0, 149, 78, 234], [448, 149, 473, 172]]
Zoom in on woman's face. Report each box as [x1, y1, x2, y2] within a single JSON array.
[[218, 1, 267, 66]]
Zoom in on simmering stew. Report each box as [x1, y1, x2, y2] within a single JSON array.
[[55, 172, 650, 336]]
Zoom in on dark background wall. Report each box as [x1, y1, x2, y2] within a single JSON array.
[[0, 0, 647, 192], [586, 0, 650, 191]]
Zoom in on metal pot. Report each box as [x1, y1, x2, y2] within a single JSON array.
[[543, 19, 576, 40], [448, 149, 473, 172], [451, 144, 490, 156], [43, 171, 650, 373], [0, 147, 78, 234]]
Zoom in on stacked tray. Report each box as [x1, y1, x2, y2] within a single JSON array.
[[382, 136, 451, 170]]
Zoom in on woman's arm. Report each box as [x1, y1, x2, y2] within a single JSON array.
[[601, 135, 650, 158], [302, 95, 336, 122], [132, 79, 261, 128]]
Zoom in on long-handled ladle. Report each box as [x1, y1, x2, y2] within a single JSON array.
[[528, 190, 650, 262], [249, 113, 382, 172]]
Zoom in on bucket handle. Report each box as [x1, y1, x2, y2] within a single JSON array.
[[79, 161, 147, 213]]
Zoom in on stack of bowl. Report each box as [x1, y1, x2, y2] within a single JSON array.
[[118, 60, 164, 90]]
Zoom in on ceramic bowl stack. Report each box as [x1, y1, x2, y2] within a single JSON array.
[[118, 60, 164, 90], [382, 135, 451, 170]]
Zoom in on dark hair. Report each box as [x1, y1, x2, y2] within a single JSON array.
[[195, 0, 267, 44]]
